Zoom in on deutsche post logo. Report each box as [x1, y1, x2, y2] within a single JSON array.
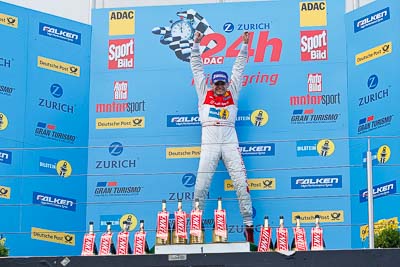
[[31, 227, 75, 246], [109, 10, 135, 36], [0, 13, 18, 28], [355, 42, 392, 65], [37, 56, 80, 77], [0, 185, 11, 199]]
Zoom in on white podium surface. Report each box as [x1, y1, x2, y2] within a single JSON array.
[[155, 242, 250, 254]]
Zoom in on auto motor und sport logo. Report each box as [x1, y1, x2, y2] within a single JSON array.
[[95, 142, 136, 169], [354, 7, 390, 33], [39, 22, 81, 45], [33, 191, 76, 211], [38, 84, 75, 114], [358, 74, 389, 107], [300, 30, 328, 61], [114, 81, 128, 100], [108, 39, 134, 69], [35, 122, 76, 143]]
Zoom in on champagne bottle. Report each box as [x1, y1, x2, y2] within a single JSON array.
[[310, 215, 326, 250], [291, 215, 307, 251], [190, 198, 205, 244], [258, 216, 274, 251], [274, 216, 288, 251], [124, 220, 133, 254], [89, 222, 98, 255], [212, 197, 227, 243], [106, 222, 117, 254], [172, 199, 188, 244], [156, 199, 171, 245]]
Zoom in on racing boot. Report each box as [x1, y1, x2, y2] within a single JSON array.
[[244, 225, 254, 243]]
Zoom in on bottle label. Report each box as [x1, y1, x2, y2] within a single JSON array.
[[311, 228, 324, 250], [257, 227, 272, 252], [117, 231, 130, 255], [81, 233, 96, 256], [276, 227, 289, 251], [134, 231, 146, 255], [293, 227, 308, 251], [175, 210, 188, 239], [190, 210, 203, 237], [156, 211, 169, 240], [214, 209, 227, 238], [99, 232, 113, 255]]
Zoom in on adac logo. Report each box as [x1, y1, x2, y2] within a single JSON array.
[[109, 10, 135, 36], [0, 13, 18, 28], [56, 160, 72, 178], [94, 181, 142, 197], [0, 84, 15, 97], [300, 30, 328, 61], [359, 74, 389, 107], [357, 114, 392, 134], [225, 178, 276, 191], [108, 39, 134, 69], [39, 22, 81, 45], [291, 175, 342, 189], [119, 214, 138, 231], [250, 109, 268, 126], [299, 1, 327, 27], [0, 150, 12, 165], [96, 142, 137, 169], [35, 122, 76, 143], [38, 84, 75, 114], [31, 227, 75, 246], [291, 109, 339, 124], [362, 145, 391, 166], [359, 180, 396, 203], [0, 112, 9, 130], [33, 191, 76, 211], [296, 139, 335, 157], [356, 41, 392, 66], [37, 56, 80, 77], [182, 173, 196, 188], [0, 185, 11, 199], [96, 117, 145, 129], [354, 7, 390, 33]]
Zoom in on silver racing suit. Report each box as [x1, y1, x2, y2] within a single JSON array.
[[190, 42, 253, 226]]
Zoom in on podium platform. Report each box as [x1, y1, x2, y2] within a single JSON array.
[[155, 242, 250, 254]]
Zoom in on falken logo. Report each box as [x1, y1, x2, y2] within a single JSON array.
[[354, 7, 390, 33], [33, 192, 76, 211], [357, 114, 393, 134], [39, 23, 81, 45], [291, 175, 342, 189], [0, 150, 12, 165], [359, 180, 396, 203], [239, 143, 275, 156], [167, 114, 200, 127]]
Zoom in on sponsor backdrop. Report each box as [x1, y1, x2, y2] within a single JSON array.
[[89, 0, 352, 252], [345, 0, 400, 248], [0, 1, 91, 256]]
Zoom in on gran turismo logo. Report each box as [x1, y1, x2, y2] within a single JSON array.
[[109, 142, 123, 156]]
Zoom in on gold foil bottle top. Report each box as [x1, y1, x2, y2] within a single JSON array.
[[315, 215, 320, 228], [279, 216, 284, 228], [139, 220, 144, 232], [162, 199, 167, 212], [106, 222, 112, 233], [89, 221, 94, 234], [194, 198, 200, 210], [296, 215, 301, 228], [177, 199, 182, 211], [217, 197, 222, 210], [263, 216, 269, 228]]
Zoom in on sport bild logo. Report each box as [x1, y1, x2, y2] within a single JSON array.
[[114, 81, 128, 100], [108, 39, 134, 69], [359, 180, 396, 203], [0, 185, 11, 199], [0, 84, 15, 97], [354, 7, 390, 33], [37, 56, 80, 77], [300, 30, 328, 61], [94, 181, 142, 197], [34, 122, 76, 143], [296, 139, 335, 157], [95, 142, 136, 169], [0, 112, 9, 130], [291, 109, 339, 124], [39, 22, 81, 45], [0, 150, 12, 165], [292, 175, 342, 189], [0, 13, 18, 28], [357, 114, 393, 134], [38, 84, 75, 114], [359, 74, 389, 106], [33, 192, 76, 211]]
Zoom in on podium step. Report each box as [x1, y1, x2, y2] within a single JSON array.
[[155, 242, 250, 254]]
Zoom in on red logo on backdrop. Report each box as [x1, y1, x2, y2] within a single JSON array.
[[114, 81, 128, 100], [108, 39, 134, 69], [300, 30, 328, 61], [307, 73, 322, 92]]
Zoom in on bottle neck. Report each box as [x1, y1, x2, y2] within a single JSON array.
[[217, 199, 222, 210], [162, 202, 166, 212], [89, 224, 94, 234]]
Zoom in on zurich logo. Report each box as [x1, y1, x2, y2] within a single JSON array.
[[109, 142, 123, 156], [223, 22, 234, 33], [50, 84, 63, 98], [367, 74, 378, 89], [182, 173, 196, 187]]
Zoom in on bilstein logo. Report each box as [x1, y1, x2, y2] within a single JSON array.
[[182, 173, 196, 188], [38, 84, 75, 114], [31, 227, 75, 246], [356, 42, 392, 65], [166, 147, 201, 159], [292, 210, 344, 223], [56, 160, 72, 178], [296, 139, 335, 157], [37, 56, 80, 77], [33, 192, 76, 211], [354, 7, 390, 33], [299, 1, 327, 27], [96, 142, 136, 169], [291, 109, 339, 124], [359, 180, 396, 203], [100, 215, 121, 232], [94, 181, 142, 197], [0, 112, 9, 130], [0, 150, 12, 165], [250, 110, 268, 126], [108, 39, 134, 69], [35, 122, 76, 143], [292, 175, 342, 189], [359, 74, 389, 106], [109, 10, 135, 36], [0, 185, 11, 199], [362, 145, 391, 166], [39, 23, 81, 45], [0, 13, 18, 28], [119, 214, 138, 231], [357, 114, 392, 134], [225, 178, 276, 191], [300, 30, 328, 61], [39, 156, 58, 173], [96, 117, 145, 129], [0, 84, 15, 96]]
